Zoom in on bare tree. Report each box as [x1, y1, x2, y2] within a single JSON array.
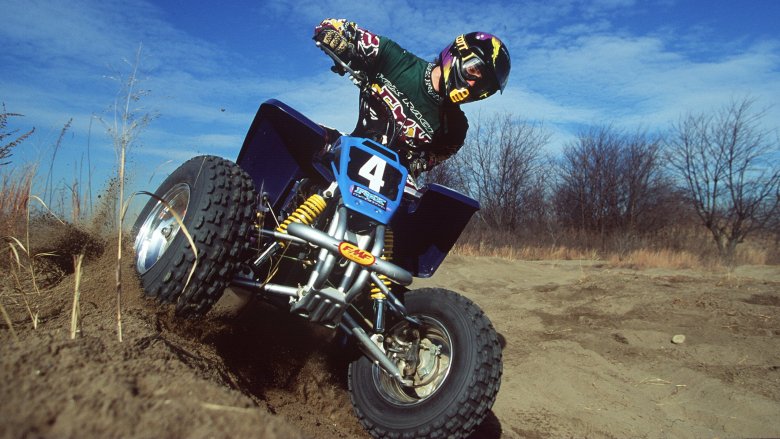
[[666, 98, 780, 263], [455, 113, 549, 231], [621, 131, 680, 233], [0, 103, 35, 166], [554, 126, 675, 244], [555, 127, 622, 238]]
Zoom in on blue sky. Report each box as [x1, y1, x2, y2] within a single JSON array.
[[2, 0, 779, 208]]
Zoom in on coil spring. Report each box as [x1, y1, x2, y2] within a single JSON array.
[[370, 228, 394, 296], [276, 194, 327, 246]]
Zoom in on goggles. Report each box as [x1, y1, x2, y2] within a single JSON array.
[[461, 56, 485, 81], [456, 55, 499, 99]]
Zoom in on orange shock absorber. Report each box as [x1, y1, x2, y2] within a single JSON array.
[[370, 228, 394, 294], [276, 194, 327, 246]]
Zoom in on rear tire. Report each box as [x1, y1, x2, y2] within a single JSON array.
[[348, 288, 502, 439], [132, 155, 256, 316]]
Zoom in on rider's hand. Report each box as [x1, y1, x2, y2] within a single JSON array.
[[315, 29, 350, 55]]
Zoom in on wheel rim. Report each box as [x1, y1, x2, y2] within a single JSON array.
[[134, 183, 191, 274], [372, 316, 453, 405]]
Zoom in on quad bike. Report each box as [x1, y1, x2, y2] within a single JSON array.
[[132, 44, 502, 439]]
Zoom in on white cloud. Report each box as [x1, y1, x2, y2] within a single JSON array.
[[515, 29, 780, 133]]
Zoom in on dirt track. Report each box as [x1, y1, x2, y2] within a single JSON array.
[[417, 256, 780, 438], [2, 251, 779, 438]]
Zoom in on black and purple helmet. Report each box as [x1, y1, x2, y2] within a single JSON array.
[[438, 32, 510, 104]]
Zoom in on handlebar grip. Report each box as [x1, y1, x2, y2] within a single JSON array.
[[331, 65, 346, 76]]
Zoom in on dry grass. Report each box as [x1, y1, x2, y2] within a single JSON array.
[[0, 299, 18, 344], [455, 242, 709, 270], [735, 245, 770, 266], [453, 242, 599, 261], [2, 194, 66, 329], [454, 223, 779, 270], [0, 166, 35, 236], [454, 239, 773, 271], [0, 75, 113, 340], [608, 248, 701, 270], [4, 236, 42, 328], [70, 253, 85, 339], [0, 169, 32, 336]]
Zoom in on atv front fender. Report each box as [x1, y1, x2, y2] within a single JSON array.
[[237, 99, 330, 209]]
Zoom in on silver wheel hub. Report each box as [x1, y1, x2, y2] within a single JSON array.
[[134, 183, 191, 274], [373, 316, 453, 405]]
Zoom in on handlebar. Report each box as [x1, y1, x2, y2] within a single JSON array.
[[316, 41, 368, 87]]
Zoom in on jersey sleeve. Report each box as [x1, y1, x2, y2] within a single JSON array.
[[428, 106, 468, 165]]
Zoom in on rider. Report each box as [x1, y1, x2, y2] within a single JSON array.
[[314, 19, 511, 176]]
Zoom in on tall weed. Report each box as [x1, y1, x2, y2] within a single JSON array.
[[103, 43, 155, 342]]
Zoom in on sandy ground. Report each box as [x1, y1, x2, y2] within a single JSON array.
[[2, 249, 779, 438], [417, 256, 780, 438]]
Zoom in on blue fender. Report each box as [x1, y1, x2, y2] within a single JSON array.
[[237, 99, 331, 209]]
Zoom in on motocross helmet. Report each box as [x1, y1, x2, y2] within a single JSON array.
[[438, 32, 510, 104]]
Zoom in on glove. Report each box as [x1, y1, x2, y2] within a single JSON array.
[[315, 29, 350, 55], [406, 153, 432, 177]]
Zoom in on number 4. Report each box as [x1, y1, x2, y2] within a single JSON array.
[[358, 155, 387, 192]]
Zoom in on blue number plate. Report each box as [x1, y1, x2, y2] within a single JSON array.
[[331, 136, 408, 224]]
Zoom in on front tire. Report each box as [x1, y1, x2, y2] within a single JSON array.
[[348, 288, 502, 439], [132, 155, 256, 316]]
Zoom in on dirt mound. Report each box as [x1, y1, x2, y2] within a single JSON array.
[[23, 214, 106, 272], [0, 236, 366, 439]]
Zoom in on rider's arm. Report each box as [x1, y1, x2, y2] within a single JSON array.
[[426, 107, 469, 169], [314, 19, 381, 69]]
